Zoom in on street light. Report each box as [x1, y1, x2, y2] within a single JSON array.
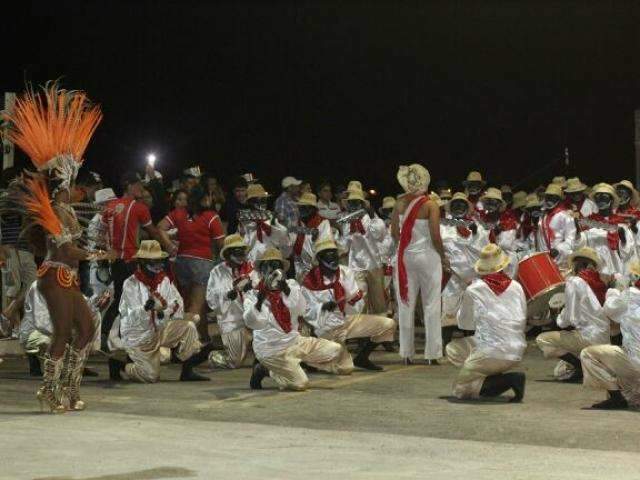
[[146, 153, 156, 168]]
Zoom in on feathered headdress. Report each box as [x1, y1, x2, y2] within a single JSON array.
[[3, 81, 102, 192], [1, 82, 102, 243]]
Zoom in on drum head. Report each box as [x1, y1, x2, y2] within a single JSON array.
[[527, 283, 565, 318]]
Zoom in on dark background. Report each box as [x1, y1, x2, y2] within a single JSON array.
[[4, 1, 640, 198]]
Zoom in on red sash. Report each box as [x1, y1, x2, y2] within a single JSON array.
[[134, 269, 169, 329], [482, 271, 512, 295], [350, 219, 366, 235], [588, 213, 624, 251], [303, 266, 349, 313], [293, 214, 324, 256], [541, 205, 565, 250], [258, 281, 292, 333], [397, 195, 428, 303], [577, 269, 607, 306], [256, 220, 272, 242]]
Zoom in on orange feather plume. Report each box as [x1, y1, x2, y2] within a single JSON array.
[[3, 82, 102, 169], [19, 175, 63, 237]]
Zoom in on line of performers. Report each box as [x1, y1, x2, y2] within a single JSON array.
[[2, 83, 639, 414]]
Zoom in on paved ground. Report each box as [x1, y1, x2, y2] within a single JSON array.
[[1, 343, 639, 480]]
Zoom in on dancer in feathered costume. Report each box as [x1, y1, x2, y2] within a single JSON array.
[[2, 82, 110, 413]]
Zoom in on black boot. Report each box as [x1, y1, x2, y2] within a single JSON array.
[[591, 390, 629, 410], [83, 367, 99, 377], [382, 341, 397, 352], [559, 353, 583, 383], [108, 358, 126, 381], [442, 326, 456, 351], [250, 360, 269, 390], [28, 354, 42, 377], [354, 340, 383, 371], [300, 362, 319, 373], [180, 344, 214, 381], [480, 372, 526, 403]]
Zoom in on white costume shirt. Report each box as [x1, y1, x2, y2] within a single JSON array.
[[557, 275, 610, 345], [535, 209, 576, 270], [243, 280, 306, 359], [118, 275, 185, 349], [240, 219, 290, 262], [290, 219, 332, 279], [378, 223, 397, 267], [317, 200, 341, 221], [457, 278, 527, 361], [206, 262, 259, 334], [338, 214, 386, 272], [574, 220, 634, 277], [301, 265, 365, 337], [603, 286, 640, 368]]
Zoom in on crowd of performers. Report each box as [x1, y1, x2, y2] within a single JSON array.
[[1, 83, 639, 414]]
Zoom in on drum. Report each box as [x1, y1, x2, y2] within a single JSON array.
[[517, 252, 565, 318]]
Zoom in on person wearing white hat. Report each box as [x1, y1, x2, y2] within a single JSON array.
[[392, 164, 446, 364], [479, 188, 519, 278], [462, 171, 486, 212], [536, 247, 610, 383], [240, 183, 291, 263], [565, 177, 597, 218], [378, 196, 398, 313], [87, 188, 118, 298], [107, 240, 214, 383], [574, 183, 635, 277], [244, 247, 344, 391], [290, 192, 332, 282], [440, 193, 490, 346], [447, 243, 527, 402], [206, 234, 259, 369], [533, 183, 577, 272], [337, 186, 388, 315], [580, 260, 640, 409], [275, 176, 303, 228], [301, 238, 396, 371]]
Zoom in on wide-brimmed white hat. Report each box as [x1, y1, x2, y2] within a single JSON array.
[[382, 196, 396, 209], [397, 164, 430, 194], [247, 183, 270, 200], [475, 244, 511, 274], [220, 234, 248, 258], [297, 192, 318, 207], [134, 240, 168, 260], [614, 180, 640, 207], [463, 171, 486, 186], [564, 177, 588, 193], [512, 191, 528, 209], [590, 182, 619, 209], [569, 246, 602, 269], [256, 247, 290, 271], [94, 188, 116, 204]]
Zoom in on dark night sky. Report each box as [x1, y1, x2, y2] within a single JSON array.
[[5, 1, 640, 197]]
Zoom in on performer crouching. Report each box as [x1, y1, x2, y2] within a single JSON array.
[[244, 248, 343, 390], [302, 238, 395, 371], [109, 241, 213, 382], [206, 234, 257, 369], [447, 244, 527, 402], [536, 247, 610, 382], [580, 260, 640, 410]]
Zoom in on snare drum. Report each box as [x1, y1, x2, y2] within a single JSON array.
[[517, 252, 565, 317]]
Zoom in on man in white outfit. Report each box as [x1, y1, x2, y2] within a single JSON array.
[[244, 248, 344, 391], [338, 187, 388, 315], [536, 247, 610, 382], [108, 241, 213, 383], [206, 234, 258, 369], [535, 183, 577, 272], [302, 238, 395, 371], [448, 243, 527, 402], [581, 260, 640, 409], [392, 164, 446, 364], [565, 177, 597, 219]]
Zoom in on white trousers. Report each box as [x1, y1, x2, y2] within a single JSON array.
[[581, 345, 640, 407], [260, 336, 344, 391], [209, 328, 252, 369], [395, 250, 442, 360], [125, 320, 201, 383]]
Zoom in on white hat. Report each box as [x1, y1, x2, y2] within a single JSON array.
[[94, 188, 116, 204], [397, 164, 430, 194], [282, 176, 302, 189], [183, 166, 202, 178]]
